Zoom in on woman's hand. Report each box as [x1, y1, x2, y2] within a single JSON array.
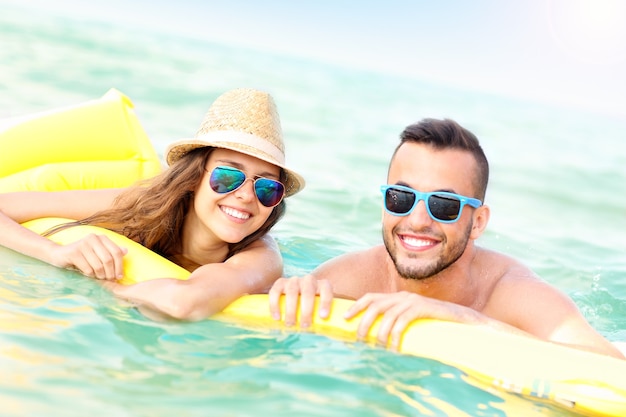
[[268, 275, 333, 328], [49, 234, 127, 280]]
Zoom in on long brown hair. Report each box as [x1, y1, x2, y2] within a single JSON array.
[[44, 147, 286, 263]]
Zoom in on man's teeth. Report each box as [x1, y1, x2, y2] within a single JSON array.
[[402, 236, 432, 247], [222, 206, 250, 220]]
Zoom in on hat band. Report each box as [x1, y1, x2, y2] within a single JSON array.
[[195, 131, 285, 164]]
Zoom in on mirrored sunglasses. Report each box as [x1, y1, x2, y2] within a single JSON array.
[[209, 166, 285, 208]]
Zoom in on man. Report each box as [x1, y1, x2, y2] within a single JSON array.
[[269, 118, 624, 359]]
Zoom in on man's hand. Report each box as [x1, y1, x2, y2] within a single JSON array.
[[345, 291, 479, 351], [268, 275, 333, 327]]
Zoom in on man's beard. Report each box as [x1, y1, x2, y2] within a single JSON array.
[[383, 222, 473, 280]]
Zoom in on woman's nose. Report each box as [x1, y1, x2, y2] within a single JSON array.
[[233, 178, 256, 202]]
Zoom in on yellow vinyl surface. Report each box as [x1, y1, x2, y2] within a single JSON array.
[[0, 88, 161, 192]]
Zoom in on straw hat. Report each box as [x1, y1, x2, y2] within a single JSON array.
[[165, 88, 304, 196]]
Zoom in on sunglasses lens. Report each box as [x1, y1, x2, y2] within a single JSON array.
[[210, 167, 245, 193], [210, 166, 284, 207], [428, 194, 461, 221], [385, 187, 416, 214], [254, 178, 285, 207]]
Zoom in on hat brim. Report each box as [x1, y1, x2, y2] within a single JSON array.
[[165, 138, 305, 197]]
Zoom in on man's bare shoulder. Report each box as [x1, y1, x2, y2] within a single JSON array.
[[472, 247, 544, 291], [314, 245, 387, 279], [475, 252, 623, 358], [313, 245, 389, 298], [476, 247, 578, 326]]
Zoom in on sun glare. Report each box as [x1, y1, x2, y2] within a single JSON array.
[[547, 0, 626, 65]]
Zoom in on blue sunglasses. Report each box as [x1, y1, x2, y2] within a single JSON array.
[[380, 184, 482, 223], [209, 166, 285, 207]]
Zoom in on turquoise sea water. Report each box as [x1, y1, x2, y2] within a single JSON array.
[[1, 3, 626, 417]]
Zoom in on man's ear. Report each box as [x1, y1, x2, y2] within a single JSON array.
[[470, 204, 490, 239]]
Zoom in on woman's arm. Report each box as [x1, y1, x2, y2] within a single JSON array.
[[0, 189, 127, 278], [104, 234, 283, 321]]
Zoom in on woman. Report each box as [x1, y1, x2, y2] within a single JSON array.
[[0, 88, 304, 320]]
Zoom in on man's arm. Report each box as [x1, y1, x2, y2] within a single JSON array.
[[484, 274, 625, 359], [345, 271, 624, 359]]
